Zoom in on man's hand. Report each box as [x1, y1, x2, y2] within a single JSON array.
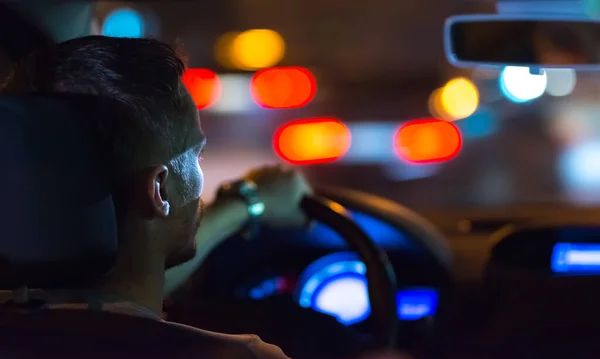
[[243, 165, 312, 228]]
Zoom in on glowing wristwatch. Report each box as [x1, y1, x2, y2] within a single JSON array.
[[216, 179, 265, 239]]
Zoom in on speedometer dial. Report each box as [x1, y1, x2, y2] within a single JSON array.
[[296, 252, 438, 325]]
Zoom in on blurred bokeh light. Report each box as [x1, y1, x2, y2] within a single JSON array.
[[559, 141, 600, 195], [209, 74, 255, 114], [456, 107, 497, 139], [500, 66, 547, 103], [251, 67, 316, 108], [215, 32, 241, 69], [228, 29, 286, 71], [342, 123, 398, 163], [274, 118, 351, 165], [102, 8, 144, 38], [439, 77, 479, 120], [545, 68, 577, 97], [182, 69, 221, 110], [394, 119, 462, 163], [428, 88, 447, 119]]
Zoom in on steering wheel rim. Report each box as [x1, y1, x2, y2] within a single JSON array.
[[167, 194, 399, 350], [301, 195, 398, 348]]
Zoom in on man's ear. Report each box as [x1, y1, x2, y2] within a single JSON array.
[[147, 165, 170, 219]]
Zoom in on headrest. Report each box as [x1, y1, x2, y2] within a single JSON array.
[[0, 95, 117, 289]]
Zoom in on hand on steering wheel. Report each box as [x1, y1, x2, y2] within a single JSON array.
[[243, 164, 312, 228]]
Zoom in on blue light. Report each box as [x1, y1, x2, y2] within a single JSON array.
[[308, 211, 411, 250], [102, 8, 144, 38], [552, 243, 600, 274], [457, 108, 497, 139], [249, 287, 265, 299], [297, 254, 366, 309], [559, 141, 600, 192], [248, 277, 281, 299], [296, 252, 438, 325], [397, 288, 438, 320], [312, 273, 371, 325]]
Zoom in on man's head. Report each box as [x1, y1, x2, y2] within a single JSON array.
[[3, 36, 206, 271]]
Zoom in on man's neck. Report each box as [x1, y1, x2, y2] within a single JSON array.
[[92, 232, 166, 315]]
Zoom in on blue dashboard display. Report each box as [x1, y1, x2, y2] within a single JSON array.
[[295, 252, 438, 325], [552, 243, 600, 274], [397, 288, 438, 320], [249, 277, 286, 299]]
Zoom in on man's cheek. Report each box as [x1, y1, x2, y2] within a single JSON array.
[[197, 166, 204, 197]]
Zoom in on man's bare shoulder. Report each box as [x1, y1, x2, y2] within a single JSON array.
[[165, 320, 291, 359]]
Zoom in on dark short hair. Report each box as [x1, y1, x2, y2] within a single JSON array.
[[2, 35, 194, 175]]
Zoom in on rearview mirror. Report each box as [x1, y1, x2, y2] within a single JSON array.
[[444, 15, 600, 70]]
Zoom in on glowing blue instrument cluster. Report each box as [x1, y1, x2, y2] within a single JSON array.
[[295, 252, 438, 325]]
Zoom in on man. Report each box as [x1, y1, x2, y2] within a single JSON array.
[[2, 35, 310, 358]]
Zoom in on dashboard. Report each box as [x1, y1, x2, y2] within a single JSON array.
[[219, 219, 600, 336], [489, 226, 600, 276], [476, 225, 600, 357], [167, 198, 600, 359], [193, 208, 451, 334], [244, 251, 438, 326], [163, 204, 451, 357]]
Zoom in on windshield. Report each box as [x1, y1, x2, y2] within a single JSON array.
[[93, 2, 600, 209]]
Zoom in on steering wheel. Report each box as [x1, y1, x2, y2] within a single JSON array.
[[168, 194, 399, 350], [300, 195, 398, 348]]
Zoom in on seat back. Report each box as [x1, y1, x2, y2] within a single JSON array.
[[0, 95, 117, 289], [0, 96, 245, 358]]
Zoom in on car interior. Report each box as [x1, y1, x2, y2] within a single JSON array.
[[2, 1, 600, 359]]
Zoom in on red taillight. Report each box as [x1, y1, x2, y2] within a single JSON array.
[[251, 67, 316, 109], [182, 69, 221, 109], [274, 117, 350, 165], [394, 119, 462, 163]]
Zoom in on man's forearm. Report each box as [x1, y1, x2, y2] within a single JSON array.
[[163, 197, 248, 295]]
